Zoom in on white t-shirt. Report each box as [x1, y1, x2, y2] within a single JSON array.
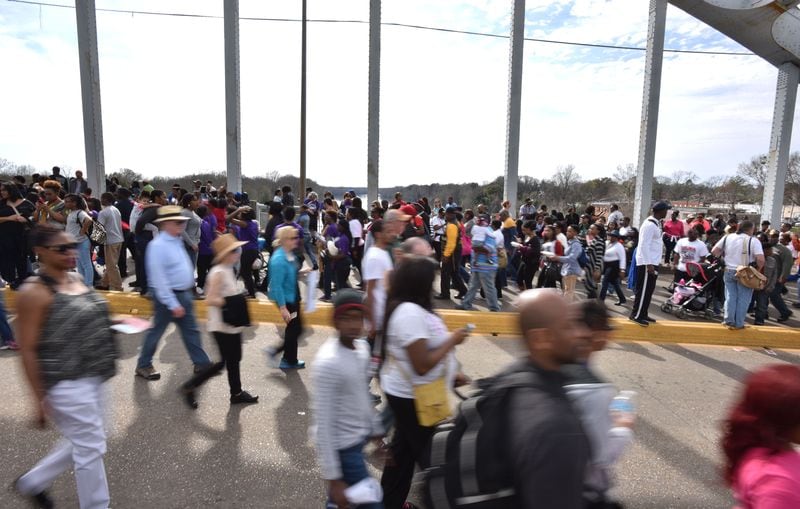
[[713, 233, 764, 269], [430, 216, 446, 241], [98, 205, 124, 245], [470, 224, 490, 243], [66, 210, 91, 242], [492, 229, 505, 249], [380, 302, 455, 399], [361, 246, 393, 330], [673, 238, 709, 272], [349, 219, 364, 247]]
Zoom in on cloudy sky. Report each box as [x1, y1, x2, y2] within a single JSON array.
[[0, 0, 798, 188]]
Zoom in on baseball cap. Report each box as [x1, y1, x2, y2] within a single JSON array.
[[333, 289, 366, 318], [652, 201, 672, 212], [445, 206, 457, 214], [400, 204, 417, 217]]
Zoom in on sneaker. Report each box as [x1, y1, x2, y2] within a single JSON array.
[[455, 304, 473, 311], [194, 363, 223, 376], [278, 359, 306, 369], [135, 366, 161, 381], [754, 321, 765, 326], [645, 317, 657, 323], [230, 390, 259, 404], [629, 317, 649, 327], [5, 340, 19, 350], [433, 294, 450, 300], [614, 300, 626, 306], [263, 347, 280, 368], [179, 386, 198, 410], [12, 478, 54, 509]]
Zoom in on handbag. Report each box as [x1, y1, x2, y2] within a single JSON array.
[[222, 294, 251, 327], [735, 237, 766, 290], [392, 354, 452, 427], [89, 220, 107, 245]]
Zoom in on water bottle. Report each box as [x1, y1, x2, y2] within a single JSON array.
[[609, 390, 637, 422]]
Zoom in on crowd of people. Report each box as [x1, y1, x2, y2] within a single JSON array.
[[2, 169, 800, 508]]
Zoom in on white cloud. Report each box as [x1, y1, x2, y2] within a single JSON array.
[[0, 0, 797, 191]]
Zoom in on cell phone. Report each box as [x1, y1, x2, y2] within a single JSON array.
[[464, 323, 476, 333]]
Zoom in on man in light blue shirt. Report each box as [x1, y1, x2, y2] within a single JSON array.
[[136, 206, 212, 382]]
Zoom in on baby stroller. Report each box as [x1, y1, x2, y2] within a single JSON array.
[[660, 261, 722, 320]]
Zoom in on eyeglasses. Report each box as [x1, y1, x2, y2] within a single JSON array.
[[44, 243, 78, 253]]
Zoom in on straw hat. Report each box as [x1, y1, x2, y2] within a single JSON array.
[[153, 205, 190, 223], [212, 233, 247, 264]]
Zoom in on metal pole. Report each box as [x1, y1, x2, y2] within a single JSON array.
[[503, 0, 525, 216], [75, 0, 105, 194], [224, 0, 242, 193], [633, 0, 667, 227], [761, 62, 798, 224], [367, 0, 381, 205], [299, 0, 307, 199]]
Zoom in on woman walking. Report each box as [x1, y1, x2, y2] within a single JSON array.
[[379, 256, 470, 508], [180, 234, 259, 408], [332, 218, 354, 293], [14, 225, 117, 509], [63, 193, 94, 286], [228, 205, 260, 298], [722, 364, 800, 508], [583, 223, 606, 299], [265, 227, 306, 369]]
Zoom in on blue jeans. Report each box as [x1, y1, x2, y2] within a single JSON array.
[[137, 289, 211, 369], [0, 291, 13, 342], [303, 236, 318, 269], [723, 270, 753, 328], [326, 441, 383, 509], [76, 238, 94, 287], [460, 270, 499, 311]]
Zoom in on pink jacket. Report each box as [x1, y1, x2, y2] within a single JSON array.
[[734, 448, 800, 509]]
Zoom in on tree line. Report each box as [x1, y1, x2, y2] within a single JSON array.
[[2, 152, 798, 214]]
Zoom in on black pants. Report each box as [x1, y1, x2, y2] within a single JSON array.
[[134, 234, 152, 291], [118, 230, 136, 278], [380, 394, 435, 509], [518, 261, 538, 290], [631, 265, 657, 321], [196, 253, 213, 289], [240, 249, 258, 297], [663, 238, 676, 264], [599, 261, 625, 302], [0, 235, 28, 284], [440, 254, 466, 296], [335, 256, 352, 292], [274, 301, 302, 363], [184, 331, 243, 395], [432, 240, 442, 262]]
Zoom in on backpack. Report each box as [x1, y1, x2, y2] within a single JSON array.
[[420, 370, 538, 509]]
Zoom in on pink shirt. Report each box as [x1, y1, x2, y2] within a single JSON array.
[[663, 219, 685, 238], [734, 448, 800, 509]]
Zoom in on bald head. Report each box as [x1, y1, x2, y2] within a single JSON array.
[[398, 237, 433, 258], [518, 289, 567, 333]]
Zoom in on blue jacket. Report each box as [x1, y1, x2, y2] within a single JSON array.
[[268, 248, 298, 307]]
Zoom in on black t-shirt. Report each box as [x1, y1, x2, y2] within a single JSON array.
[[114, 198, 134, 224], [0, 199, 35, 238]]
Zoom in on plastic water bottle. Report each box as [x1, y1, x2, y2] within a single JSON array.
[[609, 390, 638, 421]]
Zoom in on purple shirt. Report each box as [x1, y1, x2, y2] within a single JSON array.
[[199, 218, 214, 256], [335, 234, 351, 258], [236, 220, 259, 251], [324, 224, 339, 239]]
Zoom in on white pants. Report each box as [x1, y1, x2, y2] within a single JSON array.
[[17, 377, 110, 509]]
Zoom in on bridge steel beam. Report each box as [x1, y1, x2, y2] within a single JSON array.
[[367, 0, 381, 205], [224, 0, 242, 193], [761, 62, 799, 224], [503, 0, 526, 215], [75, 0, 106, 195], [633, 0, 667, 227]]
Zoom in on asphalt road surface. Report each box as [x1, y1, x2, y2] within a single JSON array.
[[2, 316, 799, 509]]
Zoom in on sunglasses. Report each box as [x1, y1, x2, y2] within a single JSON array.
[[45, 243, 78, 253]]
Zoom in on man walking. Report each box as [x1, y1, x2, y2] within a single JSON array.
[[768, 230, 793, 322], [97, 193, 124, 291], [311, 289, 383, 509], [456, 214, 499, 312], [711, 220, 765, 330], [435, 207, 466, 300], [630, 201, 670, 326], [504, 289, 591, 508], [135, 206, 213, 381]]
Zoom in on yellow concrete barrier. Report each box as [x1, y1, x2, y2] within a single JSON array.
[[4, 289, 799, 349]]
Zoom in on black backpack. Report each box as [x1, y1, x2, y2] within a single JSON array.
[[419, 370, 539, 509]]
